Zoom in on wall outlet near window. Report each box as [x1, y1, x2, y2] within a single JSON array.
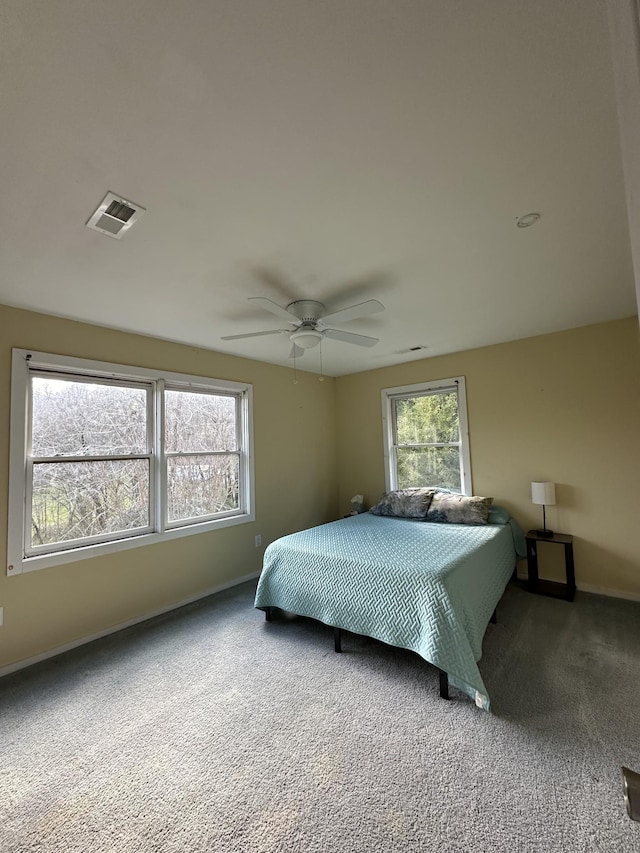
[[255, 534, 262, 547]]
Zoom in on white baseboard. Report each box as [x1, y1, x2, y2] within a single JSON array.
[[515, 569, 640, 602], [574, 581, 640, 602], [0, 571, 261, 679]]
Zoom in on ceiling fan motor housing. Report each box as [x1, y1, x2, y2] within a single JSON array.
[[287, 300, 325, 324]]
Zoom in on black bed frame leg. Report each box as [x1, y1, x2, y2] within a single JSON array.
[[490, 607, 497, 625], [438, 668, 449, 700], [334, 626, 342, 653], [265, 607, 272, 623]]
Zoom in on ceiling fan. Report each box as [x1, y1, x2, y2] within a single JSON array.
[[221, 297, 385, 358]]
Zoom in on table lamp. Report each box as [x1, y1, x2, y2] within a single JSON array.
[[531, 481, 555, 537]]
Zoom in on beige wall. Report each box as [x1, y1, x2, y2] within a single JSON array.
[[335, 317, 640, 598], [0, 305, 338, 668], [2, 308, 639, 670]]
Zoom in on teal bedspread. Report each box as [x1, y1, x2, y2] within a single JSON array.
[[254, 513, 525, 711]]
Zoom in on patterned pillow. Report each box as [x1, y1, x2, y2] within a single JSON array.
[[369, 488, 437, 519], [426, 492, 493, 525]]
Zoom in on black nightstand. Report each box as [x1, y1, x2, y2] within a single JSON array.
[[525, 530, 575, 601]]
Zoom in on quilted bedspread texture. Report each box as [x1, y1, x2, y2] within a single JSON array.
[[254, 513, 524, 711]]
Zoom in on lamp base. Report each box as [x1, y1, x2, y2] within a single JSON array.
[[534, 528, 554, 537]]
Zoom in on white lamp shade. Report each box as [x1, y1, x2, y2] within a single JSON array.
[[531, 481, 556, 506], [290, 329, 322, 349]]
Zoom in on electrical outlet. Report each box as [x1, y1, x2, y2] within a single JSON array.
[[255, 534, 262, 547]]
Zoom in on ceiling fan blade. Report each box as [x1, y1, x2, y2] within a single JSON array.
[[320, 299, 384, 326], [323, 328, 379, 347], [288, 343, 305, 359], [221, 329, 288, 341], [248, 297, 299, 324]]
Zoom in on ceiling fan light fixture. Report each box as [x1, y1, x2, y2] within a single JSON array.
[[290, 329, 323, 349]]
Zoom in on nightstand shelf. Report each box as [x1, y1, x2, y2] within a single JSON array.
[[525, 530, 575, 601]]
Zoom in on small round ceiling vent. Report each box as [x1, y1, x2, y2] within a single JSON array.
[[516, 212, 541, 228]]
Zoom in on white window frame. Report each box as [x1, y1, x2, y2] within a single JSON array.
[[381, 376, 472, 495], [7, 349, 255, 576]]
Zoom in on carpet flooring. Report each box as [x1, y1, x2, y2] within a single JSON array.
[[1, 580, 639, 852]]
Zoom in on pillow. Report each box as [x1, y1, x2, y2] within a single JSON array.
[[426, 492, 493, 525], [369, 487, 437, 519], [487, 505, 510, 525]]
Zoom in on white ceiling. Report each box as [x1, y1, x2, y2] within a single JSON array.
[[0, 0, 637, 376]]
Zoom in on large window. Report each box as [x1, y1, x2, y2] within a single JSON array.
[[381, 377, 472, 495], [8, 350, 254, 575]]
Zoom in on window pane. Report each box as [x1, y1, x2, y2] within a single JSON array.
[[167, 455, 239, 522], [31, 460, 149, 547], [394, 392, 459, 445], [396, 447, 461, 491], [165, 390, 237, 453], [31, 377, 148, 457]]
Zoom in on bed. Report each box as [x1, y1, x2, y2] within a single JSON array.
[[254, 505, 526, 711]]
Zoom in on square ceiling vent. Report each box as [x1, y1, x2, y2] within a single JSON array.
[[86, 191, 146, 239]]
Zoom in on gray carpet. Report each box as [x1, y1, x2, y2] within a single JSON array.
[[1, 580, 639, 852]]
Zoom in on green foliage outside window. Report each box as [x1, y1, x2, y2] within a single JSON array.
[[394, 392, 462, 491]]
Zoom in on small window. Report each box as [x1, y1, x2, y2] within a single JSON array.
[[8, 350, 254, 575], [381, 377, 472, 494]]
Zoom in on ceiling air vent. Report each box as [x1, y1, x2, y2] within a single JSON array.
[[395, 345, 428, 355], [86, 191, 146, 239]]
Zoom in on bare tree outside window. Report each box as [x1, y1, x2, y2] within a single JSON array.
[[31, 377, 147, 457], [28, 376, 244, 551], [8, 349, 254, 575], [32, 460, 149, 545], [164, 390, 239, 523], [30, 377, 150, 547]]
